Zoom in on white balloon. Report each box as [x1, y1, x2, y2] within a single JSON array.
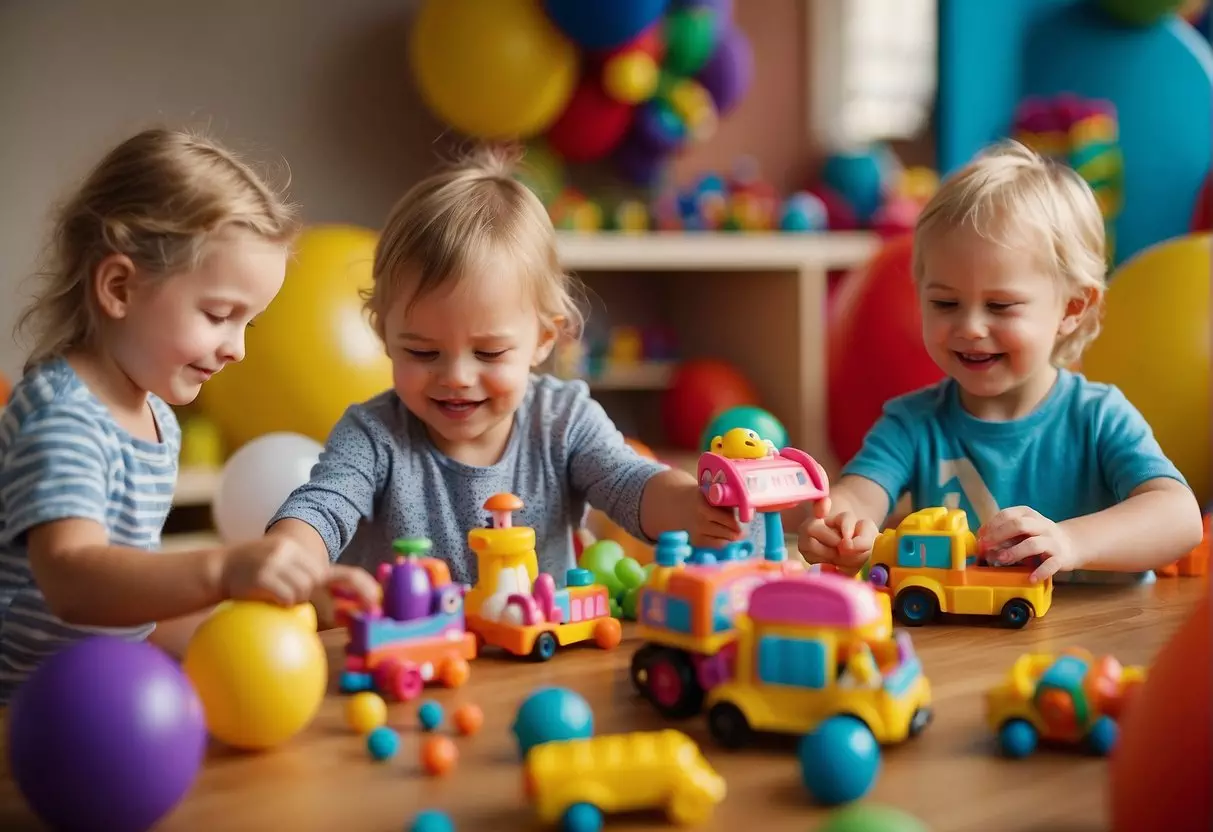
[[211, 432, 324, 544]]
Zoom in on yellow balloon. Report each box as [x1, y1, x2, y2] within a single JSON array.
[[1082, 233, 1211, 505], [183, 601, 328, 751], [604, 53, 659, 104], [409, 0, 578, 139], [198, 225, 390, 450]]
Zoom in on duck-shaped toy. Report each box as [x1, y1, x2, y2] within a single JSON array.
[[710, 428, 777, 460]]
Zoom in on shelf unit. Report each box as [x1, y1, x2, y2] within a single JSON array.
[[169, 231, 880, 514]]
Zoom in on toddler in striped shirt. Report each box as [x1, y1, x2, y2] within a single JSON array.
[[0, 127, 377, 703]]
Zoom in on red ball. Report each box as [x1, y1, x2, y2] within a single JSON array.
[[807, 183, 859, 231], [1110, 590, 1210, 831], [827, 234, 944, 465], [1192, 172, 1212, 233], [662, 359, 759, 450], [545, 77, 635, 163]]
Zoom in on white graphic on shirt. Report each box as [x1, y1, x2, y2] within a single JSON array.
[[937, 458, 1000, 525]]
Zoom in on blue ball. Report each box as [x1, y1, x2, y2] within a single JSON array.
[[339, 670, 373, 693], [418, 700, 444, 732], [409, 809, 454, 832], [367, 726, 400, 761], [561, 802, 605, 832], [821, 148, 889, 225], [542, 0, 670, 51], [799, 717, 881, 805], [780, 192, 828, 232], [512, 687, 595, 758]]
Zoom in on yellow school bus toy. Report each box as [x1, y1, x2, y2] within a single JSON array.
[[867, 507, 1053, 629], [524, 729, 726, 828]]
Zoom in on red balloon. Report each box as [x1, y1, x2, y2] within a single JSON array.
[[1192, 172, 1212, 232], [1110, 589, 1210, 832], [662, 359, 759, 450], [545, 77, 635, 163], [827, 234, 944, 465]]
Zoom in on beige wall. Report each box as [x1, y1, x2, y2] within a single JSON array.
[[0, 0, 810, 381]]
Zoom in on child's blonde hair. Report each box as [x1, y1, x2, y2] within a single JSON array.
[[912, 140, 1107, 367], [365, 146, 584, 342], [16, 127, 299, 373]]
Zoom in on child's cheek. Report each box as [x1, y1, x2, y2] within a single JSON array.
[[482, 362, 528, 399]]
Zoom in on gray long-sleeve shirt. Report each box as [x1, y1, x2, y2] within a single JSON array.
[[269, 375, 667, 585]]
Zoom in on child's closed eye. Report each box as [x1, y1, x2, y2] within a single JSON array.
[[405, 349, 439, 361], [986, 302, 1021, 313], [475, 349, 510, 361], [928, 299, 957, 310]]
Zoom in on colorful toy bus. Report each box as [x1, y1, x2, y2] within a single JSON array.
[[704, 572, 932, 749], [986, 648, 1146, 758], [465, 493, 622, 661], [867, 507, 1053, 629]]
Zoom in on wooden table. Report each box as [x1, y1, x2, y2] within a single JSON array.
[[0, 579, 1203, 832]]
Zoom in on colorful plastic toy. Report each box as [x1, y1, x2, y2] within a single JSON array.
[[418, 700, 444, 732], [465, 494, 623, 661], [453, 703, 484, 736], [339, 538, 477, 701], [799, 715, 882, 805], [985, 648, 1146, 758], [704, 572, 932, 750], [421, 735, 459, 776], [512, 687, 595, 759], [409, 809, 454, 832], [523, 730, 727, 828], [366, 726, 400, 761], [866, 507, 1053, 629]]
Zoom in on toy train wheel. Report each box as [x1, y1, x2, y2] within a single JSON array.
[[438, 657, 470, 688], [637, 647, 704, 719], [999, 599, 1034, 629], [868, 564, 890, 588], [997, 718, 1039, 758], [531, 632, 558, 662], [909, 706, 933, 737], [1086, 715, 1118, 756], [707, 701, 753, 750], [376, 659, 424, 701], [560, 802, 603, 832], [894, 588, 939, 626]]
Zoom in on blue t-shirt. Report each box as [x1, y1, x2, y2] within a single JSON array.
[[842, 370, 1186, 581], [271, 375, 668, 586], [0, 358, 180, 703]]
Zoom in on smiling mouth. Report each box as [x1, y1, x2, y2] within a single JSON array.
[[189, 364, 218, 379], [432, 398, 486, 415], [954, 351, 1004, 369]]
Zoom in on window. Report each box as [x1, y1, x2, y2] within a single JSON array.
[[757, 636, 827, 688], [809, 0, 937, 150]]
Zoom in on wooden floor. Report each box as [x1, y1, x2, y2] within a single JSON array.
[[0, 578, 1204, 832]]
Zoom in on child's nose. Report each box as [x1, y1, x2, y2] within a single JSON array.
[[220, 331, 246, 363], [440, 356, 475, 388], [956, 311, 989, 339]]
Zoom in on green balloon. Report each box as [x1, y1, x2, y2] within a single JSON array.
[[1095, 0, 1185, 25], [621, 587, 641, 620], [818, 804, 929, 832], [615, 557, 647, 590], [663, 9, 718, 76], [700, 405, 789, 452]]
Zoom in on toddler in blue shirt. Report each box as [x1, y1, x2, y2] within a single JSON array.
[[798, 141, 1203, 583]]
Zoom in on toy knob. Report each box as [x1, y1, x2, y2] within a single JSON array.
[[393, 537, 433, 558], [707, 483, 732, 505], [566, 568, 594, 587]]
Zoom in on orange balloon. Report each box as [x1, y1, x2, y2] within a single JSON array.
[[1110, 590, 1210, 831]]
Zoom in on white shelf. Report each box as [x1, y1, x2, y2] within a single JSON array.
[[556, 231, 880, 272]]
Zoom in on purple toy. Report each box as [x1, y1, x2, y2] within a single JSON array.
[[697, 25, 754, 115], [7, 636, 207, 832]]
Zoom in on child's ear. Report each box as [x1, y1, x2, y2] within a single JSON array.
[[93, 254, 138, 320], [532, 317, 563, 367], [1058, 286, 1099, 337]]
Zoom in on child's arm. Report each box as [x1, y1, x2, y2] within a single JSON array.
[[265, 407, 391, 562]]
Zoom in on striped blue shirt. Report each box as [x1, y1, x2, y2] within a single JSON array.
[[0, 357, 180, 703]]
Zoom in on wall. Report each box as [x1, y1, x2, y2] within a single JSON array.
[[0, 0, 810, 381]]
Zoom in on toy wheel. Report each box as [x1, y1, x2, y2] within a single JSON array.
[[338, 670, 373, 694], [997, 718, 1039, 758], [908, 706, 933, 737], [707, 701, 753, 750], [868, 564, 890, 588], [1085, 715, 1118, 756], [593, 617, 622, 650], [630, 644, 659, 695], [439, 657, 470, 688], [531, 632, 558, 662], [644, 648, 705, 719], [894, 588, 939, 626], [560, 802, 604, 832], [379, 660, 424, 701], [999, 599, 1034, 629]]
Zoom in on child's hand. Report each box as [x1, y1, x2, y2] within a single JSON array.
[[222, 537, 379, 607], [797, 506, 878, 575], [977, 506, 1081, 583], [672, 481, 746, 550]]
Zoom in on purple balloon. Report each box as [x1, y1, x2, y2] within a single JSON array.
[[633, 100, 687, 153], [614, 132, 672, 188], [697, 26, 754, 115], [8, 637, 207, 832]]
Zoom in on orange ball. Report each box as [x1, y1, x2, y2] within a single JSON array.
[[421, 735, 458, 776], [453, 704, 484, 736], [1110, 590, 1210, 831]]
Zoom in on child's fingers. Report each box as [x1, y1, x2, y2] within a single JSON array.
[[327, 565, 382, 606], [689, 530, 741, 550], [993, 534, 1043, 565], [1030, 554, 1063, 584], [834, 512, 858, 541], [853, 519, 879, 551], [813, 497, 831, 520], [702, 504, 743, 533], [797, 536, 839, 565], [808, 520, 842, 549]]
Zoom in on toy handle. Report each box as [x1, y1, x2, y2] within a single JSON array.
[[707, 483, 734, 505]]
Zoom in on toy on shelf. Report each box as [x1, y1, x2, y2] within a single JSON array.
[[704, 572, 932, 751], [866, 507, 1053, 629], [985, 648, 1146, 758], [552, 323, 679, 389], [808, 145, 936, 236], [338, 537, 477, 701], [465, 493, 623, 661], [524, 729, 727, 828], [651, 161, 830, 233], [1157, 512, 1210, 577]]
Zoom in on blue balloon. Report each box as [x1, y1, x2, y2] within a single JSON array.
[[543, 0, 670, 51]]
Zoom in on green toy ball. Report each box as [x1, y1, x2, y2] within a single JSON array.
[[817, 804, 928, 832], [699, 405, 789, 452], [579, 541, 626, 597], [1095, 0, 1186, 26]]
